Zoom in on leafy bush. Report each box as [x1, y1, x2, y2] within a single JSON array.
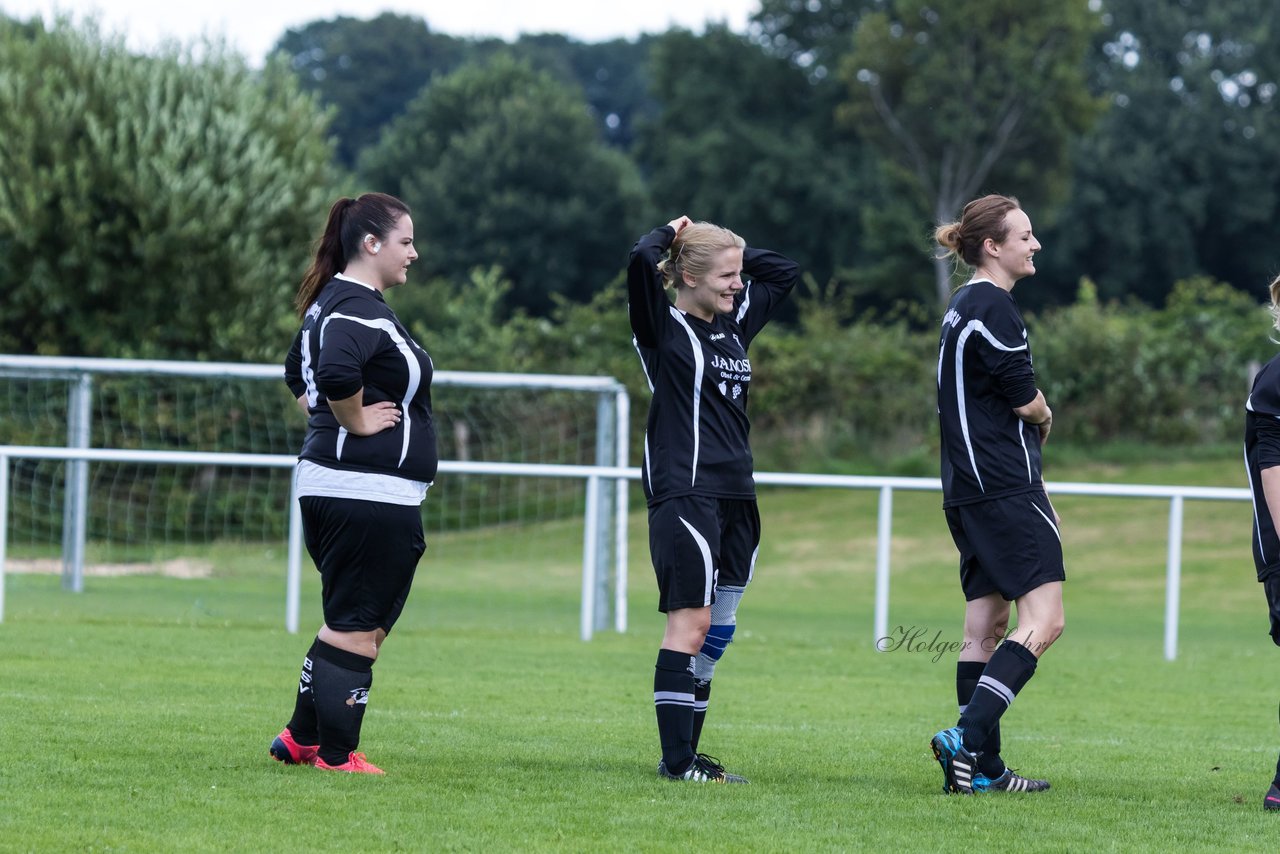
[[1032, 276, 1272, 446], [0, 17, 338, 361]]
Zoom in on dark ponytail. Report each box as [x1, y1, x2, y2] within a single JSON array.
[[294, 192, 411, 317]]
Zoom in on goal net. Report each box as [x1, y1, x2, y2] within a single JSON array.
[[0, 358, 627, 617]]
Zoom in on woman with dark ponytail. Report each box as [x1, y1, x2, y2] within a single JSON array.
[[273, 192, 438, 775]]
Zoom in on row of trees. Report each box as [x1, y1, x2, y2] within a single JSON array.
[[272, 0, 1280, 313], [0, 3, 1278, 457]]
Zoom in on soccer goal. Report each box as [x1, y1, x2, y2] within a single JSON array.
[[0, 355, 633, 639]]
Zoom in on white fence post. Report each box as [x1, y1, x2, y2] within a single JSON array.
[[873, 485, 893, 650], [1164, 495, 1185, 662], [62, 373, 92, 592], [593, 394, 615, 633], [614, 390, 630, 635], [580, 473, 601, 641], [286, 468, 303, 635]]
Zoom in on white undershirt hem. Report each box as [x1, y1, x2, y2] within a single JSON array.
[[294, 459, 430, 506]]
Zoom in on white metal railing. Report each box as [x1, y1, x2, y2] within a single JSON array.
[[0, 444, 1251, 658], [0, 447, 634, 642], [0, 355, 630, 639], [750, 472, 1251, 661]]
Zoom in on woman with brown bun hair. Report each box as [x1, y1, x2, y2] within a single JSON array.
[[927, 194, 1062, 795], [272, 192, 437, 775], [1242, 273, 1280, 811]]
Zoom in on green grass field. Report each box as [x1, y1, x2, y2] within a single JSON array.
[[2, 458, 1278, 852]]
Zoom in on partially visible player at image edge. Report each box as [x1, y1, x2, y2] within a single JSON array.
[[627, 215, 799, 784], [928, 194, 1062, 795], [1241, 271, 1280, 811], [272, 191, 438, 775]]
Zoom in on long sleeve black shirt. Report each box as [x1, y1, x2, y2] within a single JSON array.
[[936, 280, 1042, 507], [627, 225, 798, 505]]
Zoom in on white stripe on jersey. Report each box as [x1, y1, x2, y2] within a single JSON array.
[[632, 335, 655, 393], [678, 514, 715, 607], [299, 313, 320, 409], [643, 432, 654, 493], [734, 281, 752, 325], [336, 424, 349, 460], [669, 307, 705, 487], [953, 319, 1029, 493], [320, 312, 422, 468]]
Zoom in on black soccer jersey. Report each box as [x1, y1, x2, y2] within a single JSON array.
[[936, 279, 1042, 507], [627, 225, 799, 505], [284, 275, 439, 484], [1245, 353, 1280, 580]]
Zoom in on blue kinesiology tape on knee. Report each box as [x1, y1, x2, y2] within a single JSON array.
[[693, 585, 745, 680], [700, 623, 736, 660]]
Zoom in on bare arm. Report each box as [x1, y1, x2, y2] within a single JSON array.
[[327, 389, 401, 436], [1262, 467, 1280, 536], [295, 394, 309, 418], [1014, 389, 1052, 445]]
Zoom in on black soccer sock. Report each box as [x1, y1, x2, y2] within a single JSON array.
[[958, 640, 1037, 754], [690, 679, 712, 754], [654, 648, 696, 773], [956, 660, 1005, 777], [312, 640, 375, 767], [284, 638, 320, 745]]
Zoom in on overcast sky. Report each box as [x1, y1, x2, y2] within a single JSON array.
[[1, 1, 759, 64]]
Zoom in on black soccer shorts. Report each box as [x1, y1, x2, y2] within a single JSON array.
[[945, 490, 1065, 602], [648, 495, 760, 613], [300, 496, 426, 633]]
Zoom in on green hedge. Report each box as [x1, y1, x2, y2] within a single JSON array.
[[516, 274, 1275, 472]]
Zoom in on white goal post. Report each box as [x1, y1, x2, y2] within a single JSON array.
[[0, 355, 632, 640]]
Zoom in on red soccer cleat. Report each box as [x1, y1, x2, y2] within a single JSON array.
[[315, 751, 385, 775], [269, 727, 320, 766]]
